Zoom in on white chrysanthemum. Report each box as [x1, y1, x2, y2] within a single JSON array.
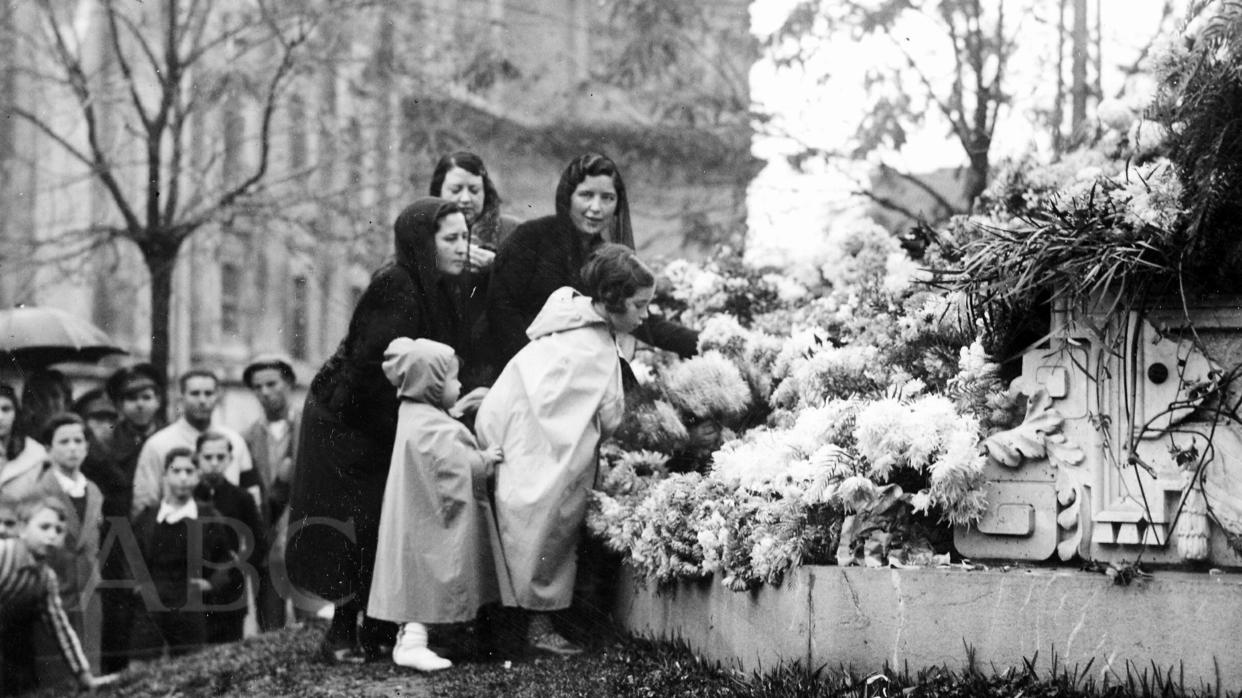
[[835, 475, 880, 512], [1118, 161, 1184, 231], [710, 429, 797, 492], [904, 395, 964, 468], [882, 251, 924, 295], [689, 269, 726, 301], [1129, 119, 1170, 155], [762, 272, 809, 303], [697, 314, 748, 358], [661, 258, 693, 291], [910, 490, 933, 515], [958, 339, 989, 376], [772, 344, 884, 409], [1097, 98, 1136, 132], [662, 351, 752, 420], [820, 217, 902, 288], [924, 421, 988, 524], [772, 329, 826, 380], [629, 358, 656, 385], [852, 398, 910, 478]]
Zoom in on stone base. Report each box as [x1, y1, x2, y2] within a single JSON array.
[[614, 565, 1242, 689]]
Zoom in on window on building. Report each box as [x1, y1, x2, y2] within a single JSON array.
[[291, 275, 309, 360], [347, 117, 363, 186], [222, 101, 244, 182], [220, 262, 241, 335], [289, 94, 307, 171]]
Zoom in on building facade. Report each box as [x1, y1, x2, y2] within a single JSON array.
[[0, 1, 758, 407]]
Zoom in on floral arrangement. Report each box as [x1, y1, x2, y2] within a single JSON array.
[[590, 325, 1010, 589], [584, 34, 1238, 585], [583, 1, 1242, 593]]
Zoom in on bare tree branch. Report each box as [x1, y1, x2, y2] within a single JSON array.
[[104, 0, 156, 130]]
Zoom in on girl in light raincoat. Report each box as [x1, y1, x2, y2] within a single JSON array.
[[368, 337, 503, 672], [476, 243, 654, 656]]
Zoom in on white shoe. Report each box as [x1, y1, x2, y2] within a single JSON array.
[[393, 622, 452, 672], [393, 646, 453, 672]]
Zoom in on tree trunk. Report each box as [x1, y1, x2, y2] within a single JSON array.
[[144, 247, 178, 395], [1070, 0, 1089, 137], [964, 147, 990, 209]]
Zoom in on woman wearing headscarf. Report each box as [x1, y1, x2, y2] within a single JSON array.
[[429, 151, 522, 387], [285, 197, 478, 663], [0, 384, 48, 496], [486, 152, 699, 369]]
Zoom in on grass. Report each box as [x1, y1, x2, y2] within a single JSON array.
[[27, 620, 1237, 697]]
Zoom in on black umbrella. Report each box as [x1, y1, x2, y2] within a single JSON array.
[[0, 306, 128, 367]]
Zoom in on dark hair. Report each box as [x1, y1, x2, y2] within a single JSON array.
[[164, 446, 196, 470], [430, 151, 507, 250], [20, 369, 72, 439], [0, 384, 29, 461], [15, 494, 67, 524], [581, 243, 656, 314], [429, 152, 501, 213], [195, 430, 233, 455], [178, 369, 219, 393], [554, 153, 634, 248], [39, 412, 85, 447]]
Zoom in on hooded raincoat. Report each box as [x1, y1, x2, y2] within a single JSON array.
[[367, 338, 498, 623], [475, 287, 624, 610], [286, 198, 468, 605]]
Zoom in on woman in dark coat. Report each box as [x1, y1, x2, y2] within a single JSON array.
[[487, 152, 699, 369], [285, 197, 473, 662]]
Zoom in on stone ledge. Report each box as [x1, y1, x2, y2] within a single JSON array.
[[614, 565, 1242, 688]]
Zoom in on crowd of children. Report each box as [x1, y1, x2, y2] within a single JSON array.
[[0, 357, 302, 694]]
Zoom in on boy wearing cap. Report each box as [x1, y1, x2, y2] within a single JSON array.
[[241, 355, 301, 632], [93, 363, 166, 673], [131, 370, 256, 517]]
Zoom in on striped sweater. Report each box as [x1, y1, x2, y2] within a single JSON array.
[[0, 538, 91, 685]]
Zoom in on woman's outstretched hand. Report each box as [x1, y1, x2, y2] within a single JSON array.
[[450, 386, 489, 417]]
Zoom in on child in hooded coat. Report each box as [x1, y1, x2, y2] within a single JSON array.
[[367, 337, 503, 672]]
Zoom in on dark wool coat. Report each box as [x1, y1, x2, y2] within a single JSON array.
[[131, 502, 234, 609], [194, 476, 267, 617], [285, 197, 468, 604], [487, 214, 699, 368]]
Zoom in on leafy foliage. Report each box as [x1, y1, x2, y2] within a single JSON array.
[[1148, 0, 1242, 290]]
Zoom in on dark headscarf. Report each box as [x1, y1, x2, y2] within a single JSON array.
[[392, 196, 464, 345], [553, 153, 634, 249], [312, 196, 466, 411]]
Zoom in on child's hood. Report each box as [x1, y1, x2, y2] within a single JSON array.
[[526, 286, 606, 340], [383, 337, 456, 404]]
